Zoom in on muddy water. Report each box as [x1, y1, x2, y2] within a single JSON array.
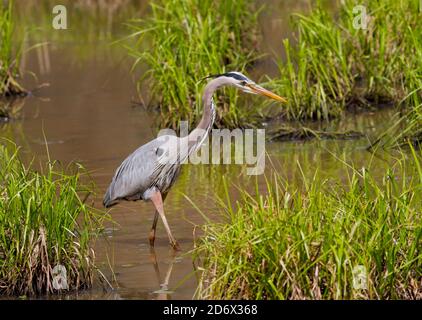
[[1, 1, 400, 299]]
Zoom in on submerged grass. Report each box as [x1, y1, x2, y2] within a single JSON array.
[[369, 103, 422, 150], [194, 148, 421, 299], [0, 98, 25, 122], [271, 0, 422, 121], [0, 142, 103, 296], [267, 125, 363, 141], [0, 1, 25, 96], [126, 0, 263, 129]]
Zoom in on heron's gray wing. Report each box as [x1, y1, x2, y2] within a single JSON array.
[[104, 135, 178, 204]]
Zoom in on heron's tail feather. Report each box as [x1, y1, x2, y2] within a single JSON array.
[[103, 187, 119, 208]]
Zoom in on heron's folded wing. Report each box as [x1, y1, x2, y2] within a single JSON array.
[[106, 135, 178, 201]]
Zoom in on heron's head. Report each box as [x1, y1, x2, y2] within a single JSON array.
[[204, 71, 287, 103]]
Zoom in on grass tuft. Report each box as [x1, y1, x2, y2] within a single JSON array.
[[194, 148, 422, 299], [271, 0, 422, 121], [0, 142, 104, 296]]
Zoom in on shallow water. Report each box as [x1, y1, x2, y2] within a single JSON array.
[[1, 1, 404, 299]]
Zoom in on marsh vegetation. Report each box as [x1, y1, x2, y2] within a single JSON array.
[[272, 0, 421, 121], [194, 147, 422, 299], [0, 143, 102, 295]]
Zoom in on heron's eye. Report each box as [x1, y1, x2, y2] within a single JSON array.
[[240, 81, 247, 86]]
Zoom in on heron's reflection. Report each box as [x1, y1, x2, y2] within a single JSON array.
[[149, 248, 178, 300]]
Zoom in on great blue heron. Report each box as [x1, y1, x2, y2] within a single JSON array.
[[103, 72, 286, 250]]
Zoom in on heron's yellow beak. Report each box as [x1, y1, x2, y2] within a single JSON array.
[[247, 84, 287, 103]]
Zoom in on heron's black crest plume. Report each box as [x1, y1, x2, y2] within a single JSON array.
[[199, 72, 249, 84], [223, 72, 248, 81]]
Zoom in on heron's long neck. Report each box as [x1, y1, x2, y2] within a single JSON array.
[[187, 79, 220, 152]]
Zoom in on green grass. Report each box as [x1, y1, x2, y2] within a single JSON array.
[[194, 148, 421, 299], [0, 1, 25, 96], [0, 142, 104, 296], [126, 0, 264, 129], [271, 0, 422, 121]]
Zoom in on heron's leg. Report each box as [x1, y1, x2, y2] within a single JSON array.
[[150, 190, 180, 250], [149, 212, 159, 246], [149, 193, 167, 246]]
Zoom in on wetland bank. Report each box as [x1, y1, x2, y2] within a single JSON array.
[[0, 0, 421, 299]]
